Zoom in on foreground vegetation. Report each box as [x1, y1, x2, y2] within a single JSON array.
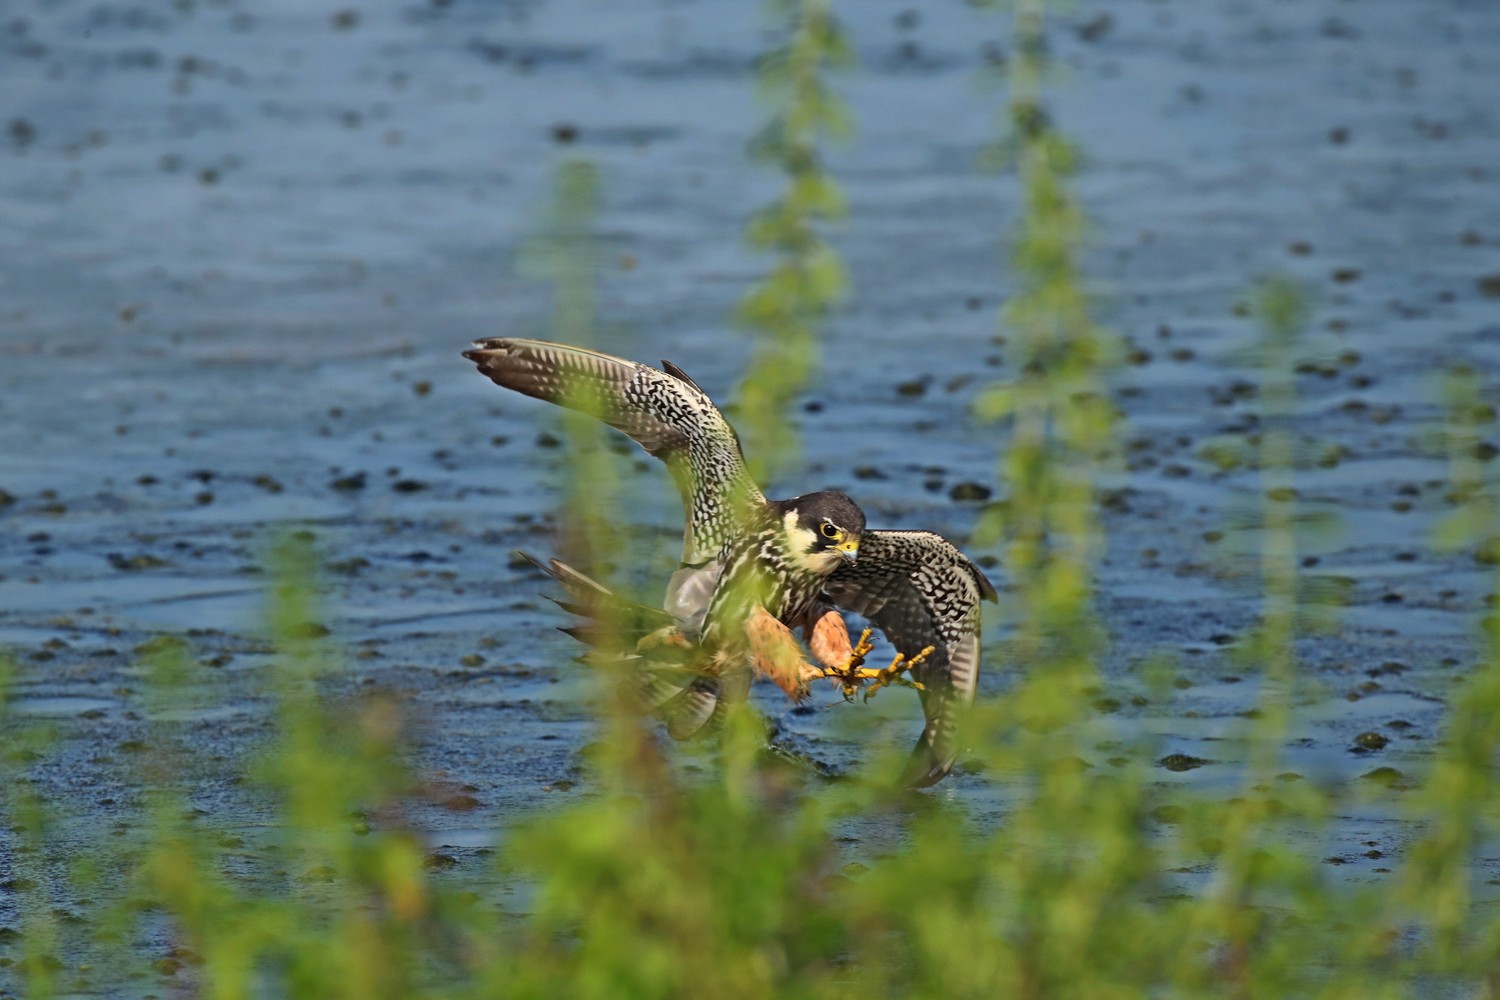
[[5, 1, 1500, 997]]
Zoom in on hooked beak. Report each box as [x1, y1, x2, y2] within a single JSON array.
[[837, 539, 859, 564]]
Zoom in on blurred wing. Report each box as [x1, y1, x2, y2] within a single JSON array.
[[822, 529, 998, 788], [664, 560, 723, 635], [464, 338, 764, 566]]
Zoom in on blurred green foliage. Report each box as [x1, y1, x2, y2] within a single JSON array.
[[735, 0, 853, 486], [5, 4, 1500, 998]]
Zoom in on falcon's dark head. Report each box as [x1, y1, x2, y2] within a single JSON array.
[[776, 491, 866, 574]]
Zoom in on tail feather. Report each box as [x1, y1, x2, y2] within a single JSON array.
[[518, 551, 676, 649], [519, 550, 723, 738], [901, 732, 959, 789], [900, 691, 962, 788], [660, 678, 721, 740]]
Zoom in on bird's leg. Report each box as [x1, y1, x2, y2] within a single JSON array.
[[798, 628, 870, 700], [834, 628, 877, 701], [804, 630, 933, 702], [859, 645, 935, 702]]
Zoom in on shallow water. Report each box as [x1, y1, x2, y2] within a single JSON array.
[[4, 0, 1500, 972]]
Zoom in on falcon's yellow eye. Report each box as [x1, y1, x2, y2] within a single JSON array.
[[820, 523, 840, 539]]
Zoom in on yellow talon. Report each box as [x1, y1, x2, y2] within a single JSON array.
[[861, 645, 935, 702], [806, 631, 934, 703]]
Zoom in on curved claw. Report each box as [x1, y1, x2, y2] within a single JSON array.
[[805, 632, 934, 703], [861, 646, 935, 702]]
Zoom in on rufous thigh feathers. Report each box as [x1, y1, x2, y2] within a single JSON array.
[[745, 604, 813, 700], [808, 609, 854, 669]]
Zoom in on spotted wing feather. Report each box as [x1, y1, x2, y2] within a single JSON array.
[[822, 530, 997, 787], [464, 338, 764, 567]]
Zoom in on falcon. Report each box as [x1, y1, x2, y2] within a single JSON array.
[[463, 338, 996, 786]]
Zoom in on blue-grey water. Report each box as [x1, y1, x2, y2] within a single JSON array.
[[4, 2, 1500, 982]]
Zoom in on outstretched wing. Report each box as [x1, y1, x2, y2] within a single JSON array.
[[463, 338, 765, 568], [821, 529, 998, 788]]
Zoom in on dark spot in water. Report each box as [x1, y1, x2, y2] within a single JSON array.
[[853, 466, 886, 481], [412, 380, 432, 397], [1320, 14, 1359, 38], [392, 479, 429, 493], [1332, 267, 1361, 283], [1329, 126, 1350, 144], [948, 481, 990, 502], [8, 117, 36, 148], [1360, 766, 1405, 788], [252, 473, 283, 493], [1353, 732, 1389, 751], [553, 122, 579, 143], [896, 377, 929, 397], [1152, 804, 1186, 824], [1075, 12, 1114, 43], [331, 472, 367, 491], [1479, 274, 1500, 299], [1159, 753, 1207, 772], [331, 9, 359, 30], [328, 556, 369, 576], [107, 552, 167, 571], [442, 793, 481, 811]]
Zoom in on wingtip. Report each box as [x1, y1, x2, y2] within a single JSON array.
[[511, 548, 545, 570], [972, 561, 1000, 604], [659, 358, 707, 395], [462, 337, 511, 361]]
